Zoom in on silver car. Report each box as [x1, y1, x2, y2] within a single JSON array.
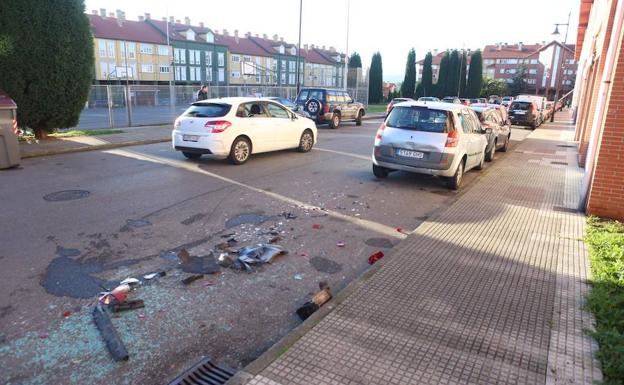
[[372, 101, 487, 190]]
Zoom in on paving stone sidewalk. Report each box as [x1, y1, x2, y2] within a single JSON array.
[[234, 114, 602, 385]]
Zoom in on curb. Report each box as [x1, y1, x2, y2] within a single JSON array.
[[20, 137, 170, 159]]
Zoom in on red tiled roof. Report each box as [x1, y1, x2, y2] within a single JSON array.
[[300, 48, 334, 65], [313, 48, 344, 65], [215, 34, 269, 56], [88, 14, 167, 44], [482, 43, 543, 59], [147, 19, 215, 44], [416, 50, 472, 65], [248, 36, 296, 56]]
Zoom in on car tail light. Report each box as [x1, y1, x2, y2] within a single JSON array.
[[323, 103, 330, 114], [204, 120, 231, 133], [445, 129, 459, 147], [375, 122, 386, 140]]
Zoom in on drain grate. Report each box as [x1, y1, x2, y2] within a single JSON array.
[[553, 206, 578, 213], [167, 357, 235, 385], [551, 161, 568, 166], [43, 190, 90, 202]]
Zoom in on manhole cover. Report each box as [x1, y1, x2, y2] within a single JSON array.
[[43, 190, 90, 202]]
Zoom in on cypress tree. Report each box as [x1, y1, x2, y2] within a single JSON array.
[[400, 48, 416, 98], [348, 52, 362, 68], [459, 52, 468, 97], [466, 50, 483, 98], [421, 52, 433, 97], [368, 52, 383, 104], [0, 0, 94, 138], [448, 50, 460, 97], [435, 51, 450, 98]]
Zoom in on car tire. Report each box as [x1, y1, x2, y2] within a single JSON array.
[[372, 164, 389, 178], [228, 137, 251, 165], [297, 130, 314, 152], [446, 159, 464, 190], [182, 152, 202, 160], [501, 135, 510, 152], [355, 110, 363, 126], [476, 150, 486, 170], [329, 113, 340, 129], [485, 141, 496, 162]]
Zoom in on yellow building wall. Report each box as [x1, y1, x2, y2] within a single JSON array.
[[93, 38, 172, 82], [227, 53, 273, 85]]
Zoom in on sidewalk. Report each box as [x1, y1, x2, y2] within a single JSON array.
[[18, 113, 386, 159], [231, 114, 602, 385]]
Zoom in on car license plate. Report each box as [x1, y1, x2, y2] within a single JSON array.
[[514, 110, 526, 115], [396, 149, 424, 159], [183, 135, 199, 142]]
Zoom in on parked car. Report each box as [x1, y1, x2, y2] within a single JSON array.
[[470, 105, 512, 161], [418, 96, 440, 102], [460, 98, 472, 105], [372, 101, 487, 190], [442, 96, 461, 104], [501, 96, 514, 107], [478, 98, 487, 104], [544, 101, 554, 120], [295, 88, 365, 128], [471, 103, 511, 127], [172, 97, 317, 164], [508, 100, 541, 129], [469, 98, 481, 104], [386, 97, 414, 115], [266, 97, 296, 110]]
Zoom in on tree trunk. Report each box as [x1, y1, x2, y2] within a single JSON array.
[[34, 128, 48, 140]]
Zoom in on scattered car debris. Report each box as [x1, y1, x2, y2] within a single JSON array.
[[180, 252, 220, 275], [217, 253, 235, 268], [269, 236, 282, 244], [368, 251, 385, 265], [294, 274, 304, 280], [177, 249, 191, 264], [181, 274, 204, 285], [220, 232, 236, 238], [296, 282, 332, 320], [143, 271, 166, 280], [111, 299, 145, 313], [235, 244, 286, 271], [281, 212, 297, 220], [120, 277, 140, 286], [312, 224, 322, 229], [93, 304, 129, 361], [62, 310, 71, 318], [39, 332, 49, 339], [336, 241, 345, 247]]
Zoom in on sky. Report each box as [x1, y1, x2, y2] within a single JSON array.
[[85, 0, 580, 82]]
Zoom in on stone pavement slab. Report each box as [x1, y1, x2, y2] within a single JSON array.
[[235, 114, 602, 385]]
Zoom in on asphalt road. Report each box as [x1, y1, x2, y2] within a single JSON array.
[[0, 119, 531, 384]]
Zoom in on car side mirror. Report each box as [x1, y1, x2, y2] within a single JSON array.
[[291, 113, 298, 120]]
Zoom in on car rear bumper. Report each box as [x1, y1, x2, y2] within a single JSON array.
[[372, 147, 456, 177], [172, 131, 229, 158]]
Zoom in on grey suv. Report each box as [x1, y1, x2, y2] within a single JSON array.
[[295, 88, 365, 129]]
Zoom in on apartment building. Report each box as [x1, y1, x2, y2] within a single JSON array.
[[310, 46, 345, 88], [88, 10, 172, 84], [147, 17, 228, 86], [300, 45, 344, 88], [215, 31, 275, 85]]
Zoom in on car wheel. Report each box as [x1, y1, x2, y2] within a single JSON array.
[[372, 164, 389, 178], [476, 149, 486, 170], [228, 137, 251, 165], [485, 141, 496, 162], [355, 110, 363, 126], [446, 160, 464, 190], [501, 135, 510, 152], [329, 113, 340, 129], [182, 152, 202, 160], [298, 130, 314, 152]]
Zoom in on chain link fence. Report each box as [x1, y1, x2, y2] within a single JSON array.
[[78, 79, 369, 130]]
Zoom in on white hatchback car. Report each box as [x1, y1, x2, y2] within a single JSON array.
[[172, 97, 317, 164], [372, 101, 487, 190]]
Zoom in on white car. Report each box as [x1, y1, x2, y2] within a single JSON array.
[[372, 101, 488, 190], [172, 97, 317, 164]]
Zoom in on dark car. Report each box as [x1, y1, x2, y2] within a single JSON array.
[[442, 96, 461, 104], [508, 100, 540, 129], [386, 97, 414, 115], [471, 105, 512, 161], [295, 88, 365, 128], [266, 97, 296, 110]]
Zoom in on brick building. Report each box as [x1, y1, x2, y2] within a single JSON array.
[[573, 0, 624, 220]]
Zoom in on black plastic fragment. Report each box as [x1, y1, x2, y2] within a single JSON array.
[[92, 304, 129, 361]]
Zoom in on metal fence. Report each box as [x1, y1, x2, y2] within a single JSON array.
[[78, 81, 369, 130]]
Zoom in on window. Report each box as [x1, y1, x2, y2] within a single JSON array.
[[281, 61, 286, 72], [205, 32, 215, 43], [218, 52, 225, 67], [141, 64, 153, 73], [279, 45, 285, 54], [505, 78, 513, 83], [459, 111, 477, 133], [290, 47, 296, 55], [98, 40, 107, 58], [289, 73, 295, 84], [508, 69, 516, 74], [127, 43, 136, 59], [231, 55, 240, 63], [566, 59, 576, 65], [218, 68, 225, 82], [189, 50, 200, 65], [107, 41, 115, 58], [100, 62, 109, 78], [530, 59, 538, 64], [159, 65, 170, 73], [231, 71, 241, 78], [140, 44, 153, 54], [289, 61, 296, 72], [267, 103, 290, 119], [174, 48, 186, 64], [189, 67, 200, 81], [158, 45, 169, 56], [527, 79, 536, 84], [206, 68, 212, 82], [255, 74, 261, 83], [174, 67, 187, 81], [205, 51, 213, 66], [528, 69, 537, 74], [185, 29, 195, 41], [280, 73, 286, 84], [238, 102, 268, 118], [256, 57, 261, 65], [499, 68, 505, 74], [183, 103, 231, 118], [386, 106, 450, 133], [243, 55, 251, 62]]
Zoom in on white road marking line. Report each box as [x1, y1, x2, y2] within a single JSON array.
[[104, 148, 407, 240], [313, 147, 371, 161]]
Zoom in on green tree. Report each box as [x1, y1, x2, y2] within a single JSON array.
[[400, 48, 416, 98], [348, 52, 362, 68], [466, 50, 483, 98], [0, 0, 94, 138], [448, 50, 460, 97], [480, 77, 508, 98], [414, 82, 424, 99], [459, 52, 468, 97], [368, 52, 383, 104], [509, 65, 528, 96], [435, 51, 450, 98], [421, 52, 434, 97]]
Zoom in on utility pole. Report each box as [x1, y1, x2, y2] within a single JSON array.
[[550, 11, 570, 122], [123, 40, 132, 127], [343, 0, 350, 90], [296, 0, 303, 93]]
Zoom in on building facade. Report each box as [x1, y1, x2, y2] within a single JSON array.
[[215, 31, 275, 85], [301, 45, 344, 88], [573, 0, 624, 220]]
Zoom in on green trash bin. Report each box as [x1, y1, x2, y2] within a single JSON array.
[[0, 89, 20, 169]]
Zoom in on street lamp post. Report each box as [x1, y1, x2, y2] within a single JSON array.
[[343, 0, 350, 91], [296, 0, 303, 93], [550, 11, 570, 122]]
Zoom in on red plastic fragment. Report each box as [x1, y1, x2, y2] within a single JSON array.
[[368, 251, 385, 265], [312, 224, 322, 229], [62, 310, 71, 318]]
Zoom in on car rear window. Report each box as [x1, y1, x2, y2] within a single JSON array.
[[392, 98, 408, 103], [297, 89, 324, 102], [183, 103, 231, 118], [510, 102, 530, 110], [386, 106, 450, 133]]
